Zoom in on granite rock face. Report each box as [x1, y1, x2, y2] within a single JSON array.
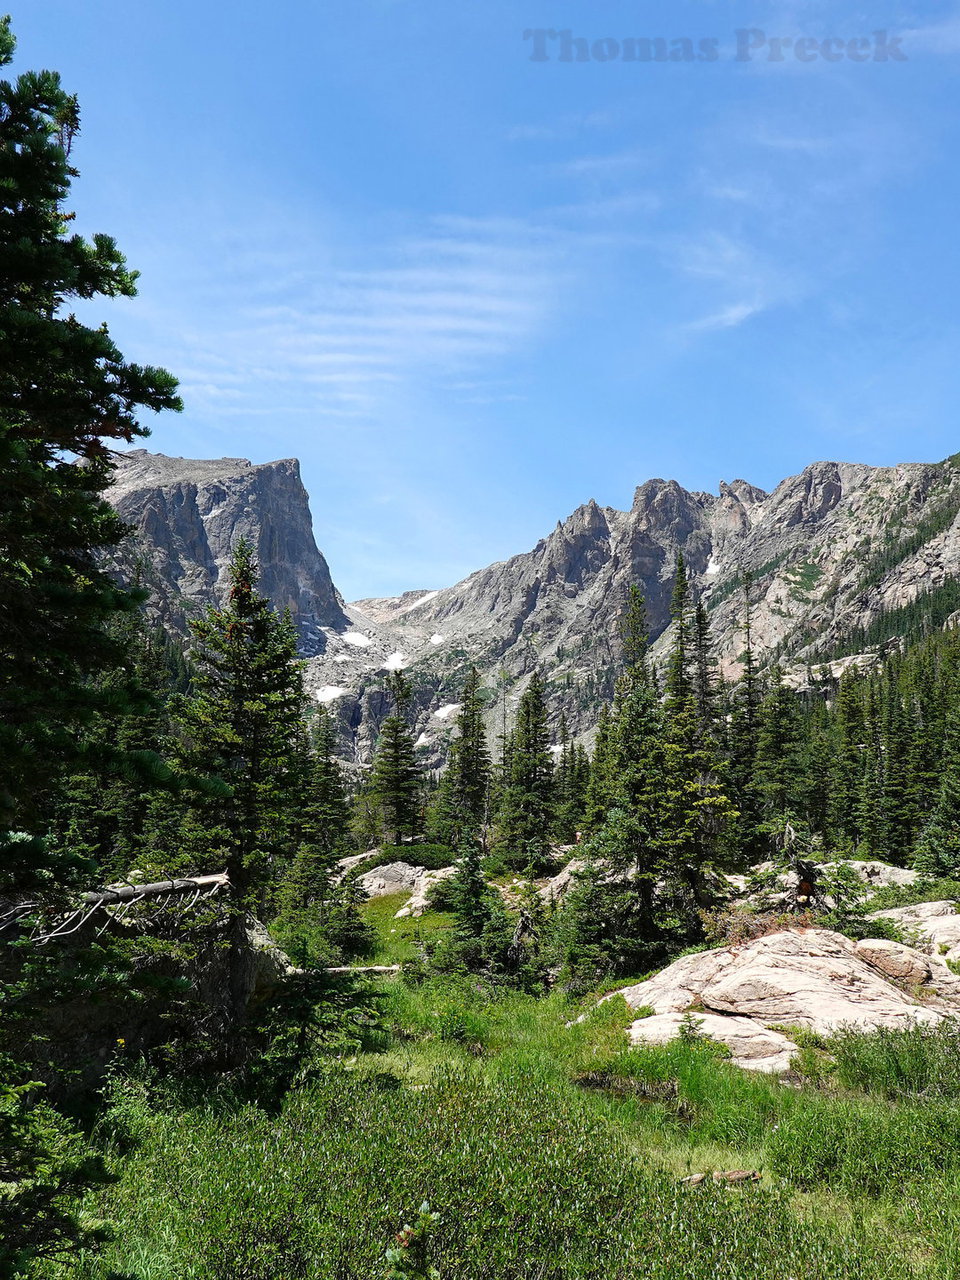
[[106, 450, 960, 761], [320, 455, 960, 760], [605, 927, 960, 1038], [108, 450, 348, 654]]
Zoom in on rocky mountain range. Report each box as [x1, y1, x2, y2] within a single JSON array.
[[108, 449, 960, 763]]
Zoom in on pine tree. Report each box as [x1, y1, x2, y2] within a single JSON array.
[[725, 574, 764, 862], [660, 555, 733, 924], [552, 714, 584, 844], [368, 670, 422, 847], [753, 666, 808, 825], [301, 706, 351, 861], [430, 667, 491, 849], [693, 601, 720, 746], [915, 680, 960, 875], [494, 671, 554, 871], [174, 540, 305, 909], [583, 702, 618, 832], [0, 18, 181, 880]]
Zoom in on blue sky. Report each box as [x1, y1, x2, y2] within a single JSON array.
[[16, 0, 960, 598]]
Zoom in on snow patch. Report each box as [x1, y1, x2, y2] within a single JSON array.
[[705, 556, 721, 576], [315, 686, 349, 704], [430, 633, 444, 645], [400, 590, 438, 614], [342, 631, 372, 648], [333, 655, 353, 663], [433, 703, 461, 721], [415, 733, 432, 748], [384, 651, 407, 671]]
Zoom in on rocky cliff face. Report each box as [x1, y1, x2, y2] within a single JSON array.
[[108, 450, 348, 653], [107, 449, 960, 763]]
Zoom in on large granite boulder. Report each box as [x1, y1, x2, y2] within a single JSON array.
[[868, 900, 960, 963], [355, 860, 456, 918], [628, 1013, 799, 1074], [607, 928, 960, 1039]]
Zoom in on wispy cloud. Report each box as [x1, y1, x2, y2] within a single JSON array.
[[686, 300, 764, 332]]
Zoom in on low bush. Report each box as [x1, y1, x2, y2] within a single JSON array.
[[349, 845, 456, 878], [768, 1095, 960, 1195], [827, 1021, 960, 1100], [72, 1063, 918, 1280], [862, 878, 960, 913]]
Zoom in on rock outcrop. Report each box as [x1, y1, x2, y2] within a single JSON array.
[[628, 1012, 799, 1074], [868, 900, 960, 963], [108, 450, 348, 654], [355, 860, 456, 917], [605, 928, 960, 1070]]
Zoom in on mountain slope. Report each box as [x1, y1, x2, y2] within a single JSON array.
[[107, 450, 960, 762]]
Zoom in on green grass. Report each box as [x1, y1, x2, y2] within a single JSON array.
[[44, 910, 960, 1279], [354, 893, 454, 965]]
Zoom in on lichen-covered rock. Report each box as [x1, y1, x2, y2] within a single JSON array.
[[869, 900, 960, 963], [853, 938, 937, 986], [606, 928, 960, 1036], [627, 1013, 798, 1073], [394, 867, 457, 918]]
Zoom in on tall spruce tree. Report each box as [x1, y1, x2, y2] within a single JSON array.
[[430, 667, 491, 848], [0, 18, 181, 882], [494, 670, 554, 871], [753, 665, 808, 826], [174, 540, 305, 909], [660, 555, 733, 920], [368, 670, 422, 846], [725, 574, 764, 862]]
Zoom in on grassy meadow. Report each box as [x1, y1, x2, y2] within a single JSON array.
[[44, 893, 960, 1280]]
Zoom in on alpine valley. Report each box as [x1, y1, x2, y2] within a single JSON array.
[[108, 448, 960, 762]]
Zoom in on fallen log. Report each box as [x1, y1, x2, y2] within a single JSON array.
[[680, 1170, 761, 1186], [323, 964, 401, 975], [81, 873, 229, 904]]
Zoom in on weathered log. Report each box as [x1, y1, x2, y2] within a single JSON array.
[[322, 964, 401, 975], [80, 873, 229, 904], [680, 1170, 761, 1186]]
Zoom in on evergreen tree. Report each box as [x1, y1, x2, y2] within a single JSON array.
[[301, 706, 351, 862], [429, 667, 491, 849], [914, 682, 960, 876], [0, 18, 181, 881], [368, 670, 422, 846], [659, 556, 734, 923], [583, 702, 618, 833], [693, 600, 720, 746], [174, 540, 305, 909], [552, 714, 585, 844], [725, 575, 764, 862], [753, 666, 808, 826], [494, 671, 554, 871]]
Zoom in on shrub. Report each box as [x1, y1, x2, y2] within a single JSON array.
[[768, 1095, 960, 1195], [827, 1022, 960, 1101], [350, 846, 456, 878]]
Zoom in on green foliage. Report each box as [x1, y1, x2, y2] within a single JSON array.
[[492, 671, 555, 872], [349, 845, 456, 878], [0, 13, 181, 874], [383, 1202, 440, 1280], [367, 671, 423, 847], [65, 1056, 914, 1280], [427, 667, 491, 849], [173, 540, 305, 908], [827, 1022, 960, 1101], [0, 1059, 113, 1278]]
